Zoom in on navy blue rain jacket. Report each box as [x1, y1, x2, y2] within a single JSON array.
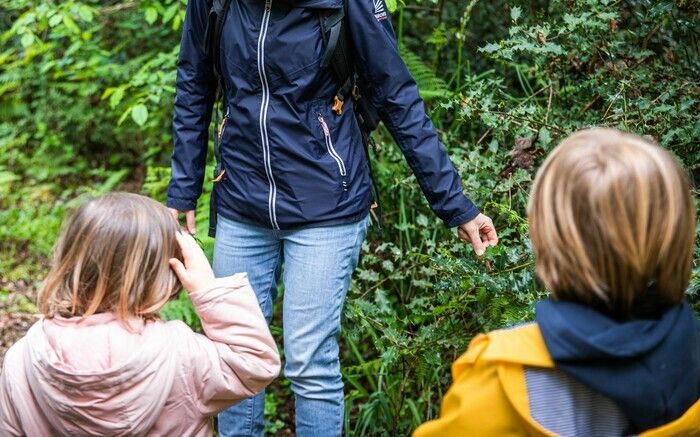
[[536, 299, 700, 432], [167, 0, 480, 230]]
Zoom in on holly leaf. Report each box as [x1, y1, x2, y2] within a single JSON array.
[[510, 6, 522, 23]]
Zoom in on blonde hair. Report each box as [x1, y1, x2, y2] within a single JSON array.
[[528, 128, 695, 319], [39, 192, 182, 325]]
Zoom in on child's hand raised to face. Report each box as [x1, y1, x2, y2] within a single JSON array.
[[169, 231, 215, 293]]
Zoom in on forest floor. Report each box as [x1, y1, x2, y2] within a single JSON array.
[[0, 252, 44, 368]]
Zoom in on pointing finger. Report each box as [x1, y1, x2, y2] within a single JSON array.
[[186, 210, 196, 235], [466, 225, 485, 257]]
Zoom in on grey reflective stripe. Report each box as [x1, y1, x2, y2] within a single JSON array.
[[525, 367, 632, 436], [318, 115, 347, 176], [257, 0, 279, 229]]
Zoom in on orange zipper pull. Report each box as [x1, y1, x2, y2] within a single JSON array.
[[332, 96, 344, 115], [212, 169, 226, 183]]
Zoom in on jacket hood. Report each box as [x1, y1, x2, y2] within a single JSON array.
[[24, 314, 177, 436], [536, 299, 700, 432]]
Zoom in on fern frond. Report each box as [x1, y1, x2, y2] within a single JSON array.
[[399, 46, 451, 99]]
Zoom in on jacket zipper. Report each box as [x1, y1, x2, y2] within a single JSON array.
[[318, 114, 347, 177], [213, 107, 231, 183], [257, 0, 279, 229], [218, 108, 230, 143]]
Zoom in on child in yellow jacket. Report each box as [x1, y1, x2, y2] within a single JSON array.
[[414, 128, 700, 437]]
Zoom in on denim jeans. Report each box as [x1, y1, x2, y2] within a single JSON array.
[[213, 214, 369, 437]]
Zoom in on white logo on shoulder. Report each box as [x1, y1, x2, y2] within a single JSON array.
[[373, 0, 388, 21]]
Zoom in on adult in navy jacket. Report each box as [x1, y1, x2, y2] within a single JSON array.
[[167, 0, 498, 435]]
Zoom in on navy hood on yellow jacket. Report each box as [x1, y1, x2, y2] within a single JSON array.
[[536, 299, 700, 433]]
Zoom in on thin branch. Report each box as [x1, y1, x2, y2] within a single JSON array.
[[101, 2, 138, 15]]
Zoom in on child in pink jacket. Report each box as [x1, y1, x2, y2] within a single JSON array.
[[0, 192, 281, 436]]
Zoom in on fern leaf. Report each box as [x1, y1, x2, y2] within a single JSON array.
[[399, 46, 451, 100]]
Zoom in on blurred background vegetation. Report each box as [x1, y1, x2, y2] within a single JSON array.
[[1, 0, 698, 435]]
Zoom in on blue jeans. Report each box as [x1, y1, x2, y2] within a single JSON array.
[[213, 214, 369, 437]]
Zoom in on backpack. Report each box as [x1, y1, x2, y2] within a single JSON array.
[[203, 0, 383, 237]]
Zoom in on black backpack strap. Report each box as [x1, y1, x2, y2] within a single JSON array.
[[203, 0, 224, 60], [319, 4, 384, 234], [319, 5, 354, 115]]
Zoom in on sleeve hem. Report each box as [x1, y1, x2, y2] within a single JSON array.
[[444, 202, 481, 228], [167, 197, 198, 211]]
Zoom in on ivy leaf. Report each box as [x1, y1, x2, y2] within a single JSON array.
[[145, 8, 158, 25], [131, 104, 149, 126]]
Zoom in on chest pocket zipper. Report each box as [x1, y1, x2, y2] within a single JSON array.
[[318, 114, 347, 177]]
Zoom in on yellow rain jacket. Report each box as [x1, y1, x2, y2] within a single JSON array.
[[413, 323, 700, 437]]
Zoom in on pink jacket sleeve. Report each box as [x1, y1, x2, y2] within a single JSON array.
[[0, 343, 26, 436], [175, 273, 281, 415]]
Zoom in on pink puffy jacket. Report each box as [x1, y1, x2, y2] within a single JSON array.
[[0, 274, 280, 436]]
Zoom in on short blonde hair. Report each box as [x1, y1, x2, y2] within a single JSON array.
[[39, 193, 182, 325], [528, 128, 695, 319]]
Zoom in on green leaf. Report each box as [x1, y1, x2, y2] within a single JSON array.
[[78, 5, 93, 23], [510, 6, 522, 23], [109, 87, 125, 109], [145, 8, 158, 25], [131, 104, 149, 126], [538, 127, 552, 148], [20, 33, 34, 48], [48, 13, 63, 28], [479, 42, 501, 54], [62, 15, 80, 33], [385, 0, 397, 13], [162, 5, 178, 23]]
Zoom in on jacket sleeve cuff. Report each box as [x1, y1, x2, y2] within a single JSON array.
[[167, 197, 197, 211], [443, 200, 481, 228]]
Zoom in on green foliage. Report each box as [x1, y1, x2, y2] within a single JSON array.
[[160, 291, 202, 332], [1, 0, 698, 435], [399, 45, 450, 99]]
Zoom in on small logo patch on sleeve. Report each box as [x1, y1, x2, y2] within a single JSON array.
[[373, 0, 388, 21]]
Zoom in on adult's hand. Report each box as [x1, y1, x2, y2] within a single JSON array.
[[169, 231, 215, 293], [169, 208, 196, 235], [458, 213, 498, 257]]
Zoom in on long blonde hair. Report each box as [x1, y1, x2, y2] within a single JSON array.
[[528, 128, 695, 319], [39, 192, 183, 324]]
